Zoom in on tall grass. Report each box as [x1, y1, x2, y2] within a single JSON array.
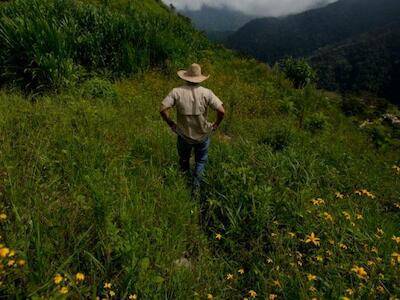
[[0, 0, 208, 93], [0, 54, 399, 298]]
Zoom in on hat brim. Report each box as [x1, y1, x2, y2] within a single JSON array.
[[177, 70, 210, 83]]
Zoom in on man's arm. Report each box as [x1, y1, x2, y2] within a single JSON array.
[[212, 105, 225, 131], [160, 104, 177, 132]]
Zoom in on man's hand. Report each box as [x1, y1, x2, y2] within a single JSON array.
[[169, 122, 177, 133], [212, 123, 219, 131], [160, 105, 177, 134]]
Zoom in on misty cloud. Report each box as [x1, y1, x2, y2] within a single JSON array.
[[163, 0, 338, 17]]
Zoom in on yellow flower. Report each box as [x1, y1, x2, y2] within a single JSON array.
[[341, 297, 350, 300], [288, 232, 296, 238], [109, 290, 116, 297], [17, 259, 26, 267], [307, 274, 317, 281], [269, 294, 278, 300], [367, 260, 375, 266], [207, 293, 213, 299], [392, 236, 400, 244], [315, 255, 324, 262], [356, 214, 363, 220], [8, 250, 15, 257], [329, 239, 335, 245], [346, 288, 354, 295], [104, 282, 112, 289], [391, 252, 400, 263], [7, 260, 15, 267], [238, 268, 245, 274], [59, 287, 69, 294], [305, 232, 320, 246], [128, 294, 138, 300], [342, 211, 351, 220], [311, 198, 325, 206], [75, 272, 85, 282], [248, 290, 257, 298], [395, 203, 400, 209], [376, 228, 384, 235], [339, 243, 348, 250], [351, 266, 368, 279], [323, 212, 333, 221], [54, 274, 63, 285], [376, 285, 385, 294], [335, 192, 344, 199], [309, 286, 317, 293], [0, 213, 7, 220], [393, 165, 400, 173], [266, 258, 273, 263], [226, 273, 234, 280], [215, 233, 222, 240], [371, 247, 378, 254], [354, 190, 362, 196], [0, 247, 10, 257]]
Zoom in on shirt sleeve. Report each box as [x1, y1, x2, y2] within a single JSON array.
[[161, 89, 176, 108], [208, 90, 223, 110]]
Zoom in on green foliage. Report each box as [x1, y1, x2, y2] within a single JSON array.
[[304, 112, 330, 134], [259, 126, 295, 151], [279, 57, 316, 89], [0, 0, 208, 93], [80, 78, 117, 101], [341, 95, 367, 116]]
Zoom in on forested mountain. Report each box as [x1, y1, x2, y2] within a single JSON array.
[[179, 5, 255, 32], [226, 0, 400, 63], [309, 22, 400, 104]]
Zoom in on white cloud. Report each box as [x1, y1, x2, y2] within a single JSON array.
[[163, 0, 338, 17]]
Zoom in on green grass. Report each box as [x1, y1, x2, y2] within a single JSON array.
[[0, 52, 399, 299], [0, 0, 399, 299]]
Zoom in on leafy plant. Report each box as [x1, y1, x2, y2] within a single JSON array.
[[279, 57, 316, 88]]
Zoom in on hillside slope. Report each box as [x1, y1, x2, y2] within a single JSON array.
[[309, 22, 400, 104], [226, 0, 400, 63], [0, 0, 400, 299]]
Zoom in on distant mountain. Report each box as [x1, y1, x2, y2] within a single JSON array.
[[309, 22, 400, 104], [179, 5, 255, 33], [226, 0, 400, 63]]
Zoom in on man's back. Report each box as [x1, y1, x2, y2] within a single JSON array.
[[162, 84, 223, 144]]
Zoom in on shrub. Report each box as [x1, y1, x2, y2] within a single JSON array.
[[0, 0, 208, 93], [304, 112, 329, 133], [80, 78, 117, 100], [340, 95, 367, 116], [259, 126, 294, 151], [279, 57, 316, 88]]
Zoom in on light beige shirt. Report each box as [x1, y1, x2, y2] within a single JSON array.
[[162, 85, 223, 144]]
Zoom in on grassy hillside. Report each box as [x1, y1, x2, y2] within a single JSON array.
[[0, 1, 400, 299]]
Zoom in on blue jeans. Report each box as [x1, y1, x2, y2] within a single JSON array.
[[177, 135, 210, 187]]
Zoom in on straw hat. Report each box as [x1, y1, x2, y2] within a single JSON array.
[[177, 63, 210, 83]]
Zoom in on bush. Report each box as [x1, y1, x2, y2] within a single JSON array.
[[304, 112, 329, 133], [279, 57, 316, 88], [259, 126, 294, 151], [340, 95, 367, 116], [80, 78, 117, 100], [0, 0, 208, 93]]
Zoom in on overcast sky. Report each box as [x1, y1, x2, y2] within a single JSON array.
[[163, 0, 338, 17]]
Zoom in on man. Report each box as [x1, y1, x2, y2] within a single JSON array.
[[160, 63, 225, 189]]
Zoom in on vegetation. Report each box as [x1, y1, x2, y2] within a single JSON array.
[[309, 23, 400, 105], [0, 0, 207, 94], [279, 58, 316, 89], [226, 0, 400, 62], [0, 0, 399, 299]]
